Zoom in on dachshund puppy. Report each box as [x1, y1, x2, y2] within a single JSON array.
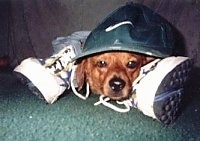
[[75, 51, 154, 100]]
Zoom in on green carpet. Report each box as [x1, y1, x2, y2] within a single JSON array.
[[0, 70, 200, 141]]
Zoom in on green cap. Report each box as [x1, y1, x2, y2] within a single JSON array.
[[74, 3, 175, 60]]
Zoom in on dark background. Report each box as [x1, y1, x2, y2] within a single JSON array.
[[0, 0, 200, 68]]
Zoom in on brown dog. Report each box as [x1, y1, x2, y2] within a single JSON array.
[[75, 51, 154, 100]]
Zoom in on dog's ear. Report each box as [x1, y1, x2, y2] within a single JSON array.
[[75, 60, 86, 91], [143, 56, 156, 65]]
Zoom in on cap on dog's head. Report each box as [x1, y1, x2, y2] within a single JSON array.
[[74, 3, 175, 61]]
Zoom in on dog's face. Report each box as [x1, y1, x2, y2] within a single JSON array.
[[76, 51, 152, 100]]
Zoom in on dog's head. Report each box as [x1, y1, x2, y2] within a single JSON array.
[[75, 51, 154, 100]]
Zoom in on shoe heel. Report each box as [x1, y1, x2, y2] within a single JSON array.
[[153, 58, 193, 124]]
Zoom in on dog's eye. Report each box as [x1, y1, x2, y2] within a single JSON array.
[[97, 61, 107, 68], [127, 61, 138, 69]]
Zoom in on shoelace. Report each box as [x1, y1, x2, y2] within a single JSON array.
[[70, 65, 90, 100], [94, 95, 133, 113], [44, 46, 75, 75]]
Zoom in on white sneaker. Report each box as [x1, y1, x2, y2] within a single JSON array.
[[132, 56, 193, 124], [13, 31, 90, 104], [14, 46, 76, 104]]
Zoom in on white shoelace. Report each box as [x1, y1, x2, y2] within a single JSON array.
[[43, 46, 75, 75], [94, 95, 133, 113], [70, 65, 90, 100]]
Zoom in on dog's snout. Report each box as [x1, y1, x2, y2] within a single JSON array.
[[109, 77, 126, 92]]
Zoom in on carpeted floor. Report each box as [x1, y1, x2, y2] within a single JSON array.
[[0, 70, 200, 141]]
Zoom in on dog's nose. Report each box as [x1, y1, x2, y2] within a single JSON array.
[[109, 78, 126, 92]]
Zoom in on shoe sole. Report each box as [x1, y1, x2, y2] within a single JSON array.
[[14, 72, 47, 102], [153, 58, 193, 124]]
